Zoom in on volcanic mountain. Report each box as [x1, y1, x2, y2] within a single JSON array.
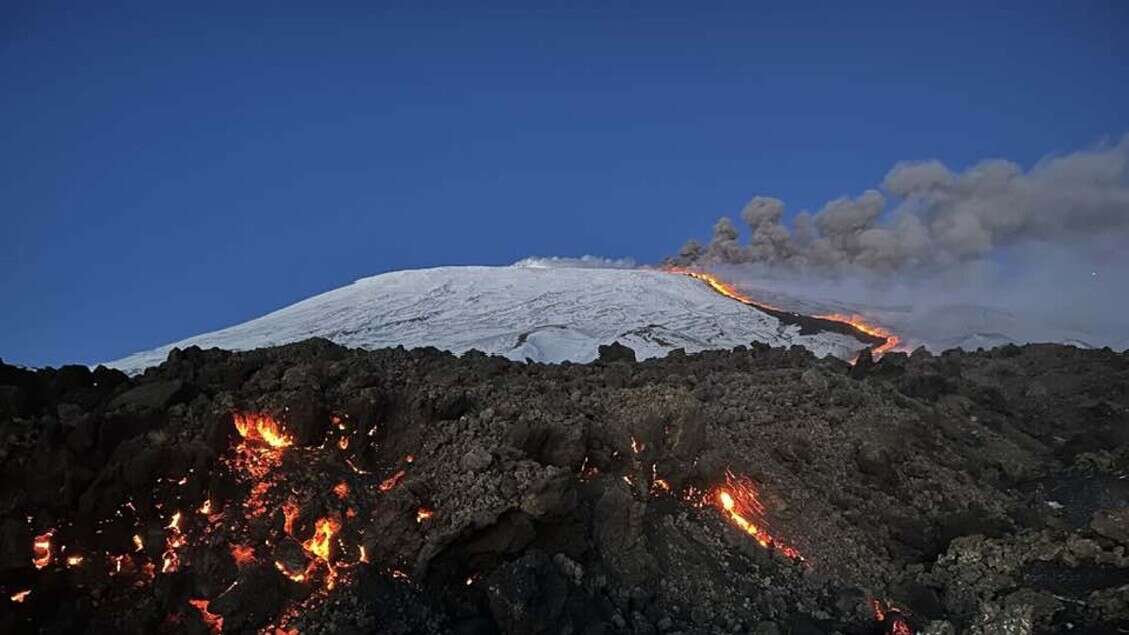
[[107, 265, 880, 374]]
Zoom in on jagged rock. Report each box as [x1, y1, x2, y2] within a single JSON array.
[[800, 368, 828, 391], [210, 563, 288, 632], [849, 349, 874, 379], [460, 446, 494, 472], [1091, 508, 1129, 545], [4, 340, 1129, 633], [0, 518, 31, 573], [107, 379, 186, 411], [597, 341, 637, 363], [521, 469, 577, 519], [486, 550, 568, 633], [594, 484, 655, 585]]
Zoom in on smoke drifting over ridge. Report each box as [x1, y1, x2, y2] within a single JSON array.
[[669, 136, 1129, 350], [672, 135, 1129, 275]]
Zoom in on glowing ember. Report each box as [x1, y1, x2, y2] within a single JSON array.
[[162, 511, 187, 573], [379, 469, 407, 492], [233, 412, 294, 448], [188, 598, 224, 633], [230, 544, 256, 566], [358, 545, 369, 563], [198, 499, 212, 515], [651, 464, 672, 494], [631, 436, 644, 454], [338, 436, 350, 450], [11, 589, 31, 603], [66, 554, 84, 567], [333, 481, 349, 499], [132, 534, 144, 552], [872, 599, 886, 622], [886, 614, 913, 635], [161, 550, 179, 573], [416, 507, 434, 523], [32, 531, 53, 569], [714, 473, 802, 560], [282, 499, 300, 537], [275, 560, 308, 582], [302, 516, 341, 563]]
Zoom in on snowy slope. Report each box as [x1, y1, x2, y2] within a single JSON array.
[[106, 266, 868, 374]]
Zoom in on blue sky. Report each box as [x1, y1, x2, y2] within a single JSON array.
[[2, 1, 1127, 367]]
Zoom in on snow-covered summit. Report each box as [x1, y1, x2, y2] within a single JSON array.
[[106, 265, 867, 374]]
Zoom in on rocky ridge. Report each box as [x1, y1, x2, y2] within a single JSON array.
[[1, 339, 1128, 634]]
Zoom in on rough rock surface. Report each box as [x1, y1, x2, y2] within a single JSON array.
[[1, 339, 1128, 634]]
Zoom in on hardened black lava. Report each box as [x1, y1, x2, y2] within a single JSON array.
[[1, 339, 1128, 634]]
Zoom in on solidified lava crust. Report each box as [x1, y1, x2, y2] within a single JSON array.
[[1, 339, 1128, 634]]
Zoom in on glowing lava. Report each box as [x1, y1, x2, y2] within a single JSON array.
[[668, 267, 899, 357], [379, 469, 407, 492], [302, 516, 341, 563], [230, 544, 256, 566], [714, 473, 802, 560], [667, 267, 786, 310], [32, 531, 53, 569], [233, 412, 294, 448], [188, 598, 224, 633], [416, 507, 434, 523], [815, 312, 901, 355], [333, 481, 349, 499], [11, 589, 30, 603]]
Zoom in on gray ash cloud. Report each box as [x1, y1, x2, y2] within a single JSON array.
[[671, 135, 1129, 275]]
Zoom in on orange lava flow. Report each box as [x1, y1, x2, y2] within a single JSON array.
[[666, 267, 786, 311], [233, 412, 294, 448], [714, 473, 802, 560], [188, 598, 224, 634], [815, 313, 900, 355], [667, 267, 899, 357]]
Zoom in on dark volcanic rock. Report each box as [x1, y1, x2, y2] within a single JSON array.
[[107, 379, 187, 411], [597, 341, 637, 363], [2, 339, 1129, 634]]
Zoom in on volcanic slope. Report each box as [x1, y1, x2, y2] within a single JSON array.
[[107, 265, 868, 373], [5, 340, 1129, 633]]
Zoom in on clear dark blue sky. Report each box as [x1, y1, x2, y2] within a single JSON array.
[[2, 1, 1127, 367]]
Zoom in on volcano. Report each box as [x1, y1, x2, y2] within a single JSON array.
[[106, 265, 885, 374]]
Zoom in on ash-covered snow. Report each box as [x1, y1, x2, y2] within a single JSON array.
[[106, 266, 867, 374]]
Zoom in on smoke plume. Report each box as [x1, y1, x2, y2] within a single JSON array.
[[670, 135, 1129, 350], [672, 135, 1129, 275]]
